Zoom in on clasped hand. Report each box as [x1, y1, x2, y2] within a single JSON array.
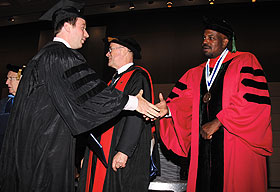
[[200, 118, 222, 140], [136, 90, 161, 120], [144, 92, 169, 121]]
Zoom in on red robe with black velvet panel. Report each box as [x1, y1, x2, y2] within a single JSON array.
[[159, 51, 273, 192]]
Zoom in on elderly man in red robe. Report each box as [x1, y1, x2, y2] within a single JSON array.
[[156, 17, 273, 192]]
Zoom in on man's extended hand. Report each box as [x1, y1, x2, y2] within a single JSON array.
[[200, 118, 222, 139], [144, 92, 169, 121], [136, 90, 160, 119], [112, 152, 128, 172], [156, 93, 169, 118]]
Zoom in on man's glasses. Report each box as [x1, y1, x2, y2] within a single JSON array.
[[5, 77, 19, 81], [108, 46, 124, 53]]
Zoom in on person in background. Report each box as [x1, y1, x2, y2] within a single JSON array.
[[0, 1, 159, 192], [0, 64, 24, 153], [155, 17, 272, 192], [78, 36, 159, 192]]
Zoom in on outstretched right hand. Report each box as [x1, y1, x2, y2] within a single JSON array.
[[136, 90, 160, 119], [144, 92, 169, 121], [156, 93, 169, 118]]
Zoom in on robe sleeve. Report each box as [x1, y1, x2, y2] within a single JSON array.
[[0, 98, 8, 113], [43, 45, 128, 136], [217, 53, 272, 156], [0, 113, 9, 150], [159, 70, 193, 157], [116, 70, 152, 157], [0, 99, 10, 151]]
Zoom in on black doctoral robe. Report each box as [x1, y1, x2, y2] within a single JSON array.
[[78, 65, 153, 192], [0, 97, 11, 153], [0, 41, 128, 192]]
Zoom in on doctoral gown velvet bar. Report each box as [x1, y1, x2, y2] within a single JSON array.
[[0, 41, 128, 192], [160, 51, 272, 192]]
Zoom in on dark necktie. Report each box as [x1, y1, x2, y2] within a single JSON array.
[[5, 94, 14, 113], [110, 72, 119, 86]]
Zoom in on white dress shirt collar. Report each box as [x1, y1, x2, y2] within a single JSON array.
[[117, 63, 134, 74], [53, 37, 71, 48]]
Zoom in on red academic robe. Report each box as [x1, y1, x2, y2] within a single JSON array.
[[160, 51, 273, 192]]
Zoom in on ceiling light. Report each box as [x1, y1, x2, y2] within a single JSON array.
[[252, 0, 256, 2], [129, 2, 135, 10], [209, 0, 214, 5], [8, 16, 15, 22], [167, 0, 173, 8]]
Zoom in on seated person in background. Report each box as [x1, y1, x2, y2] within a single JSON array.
[[0, 64, 25, 152]]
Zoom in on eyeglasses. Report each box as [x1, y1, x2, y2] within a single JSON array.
[[6, 76, 19, 81], [108, 46, 124, 53]]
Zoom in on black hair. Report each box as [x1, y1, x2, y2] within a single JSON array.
[[54, 17, 78, 36]]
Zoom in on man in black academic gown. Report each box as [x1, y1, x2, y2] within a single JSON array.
[[0, 64, 24, 153], [78, 37, 159, 192], [0, 1, 159, 192]]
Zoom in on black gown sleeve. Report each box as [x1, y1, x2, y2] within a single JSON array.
[[0, 98, 9, 153], [115, 70, 152, 157], [43, 43, 128, 135]]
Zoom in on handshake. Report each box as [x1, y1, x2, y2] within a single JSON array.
[[135, 90, 168, 121]]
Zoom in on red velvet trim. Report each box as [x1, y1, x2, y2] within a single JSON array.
[[209, 51, 233, 68], [92, 128, 114, 192], [134, 66, 154, 104], [87, 66, 155, 191], [85, 151, 93, 192], [91, 70, 136, 192], [134, 66, 156, 133]]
